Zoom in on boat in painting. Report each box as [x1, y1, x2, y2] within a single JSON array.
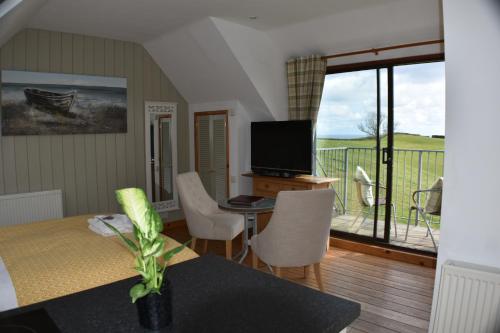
[[24, 88, 77, 114]]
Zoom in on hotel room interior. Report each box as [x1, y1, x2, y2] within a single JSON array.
[[0, 0, 499, 332]]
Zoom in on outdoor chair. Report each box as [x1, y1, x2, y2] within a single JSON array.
[[353, 166, 398, 237], [405, 177, 443, 251]]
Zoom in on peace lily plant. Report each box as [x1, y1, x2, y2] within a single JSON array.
[[102, 188, 188, 303]]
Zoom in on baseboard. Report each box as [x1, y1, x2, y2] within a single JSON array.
[[163, 219, 187, 229], [330, 237, 437, 268]]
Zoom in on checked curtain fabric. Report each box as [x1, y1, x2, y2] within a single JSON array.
[[286, 55, 327, 126]]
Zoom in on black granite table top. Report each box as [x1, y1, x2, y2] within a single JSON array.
[[0, 254, 360, 332]]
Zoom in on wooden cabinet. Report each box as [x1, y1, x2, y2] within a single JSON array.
[[242, 173, 338, 230]]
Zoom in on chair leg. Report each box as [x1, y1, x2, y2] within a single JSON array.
[[355, 207, 372, 233], [202, 239, 208, 254], [252, 250, 258, 269], [225, 240, 232, 260], [392, 204, 398, 238], [190, 237, 197, 250], [274, 267, 282, 278], [313, 263, 324, 292], [405, 209, 412, 241], [421, 212, 438, 251], [304, 265, 310, 278]]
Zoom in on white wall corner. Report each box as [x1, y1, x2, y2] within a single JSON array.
[[0, 0, 47, 47]]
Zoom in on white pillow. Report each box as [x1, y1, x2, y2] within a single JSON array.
[[425, 177, 443, 214], [355, 166, 374, 207]]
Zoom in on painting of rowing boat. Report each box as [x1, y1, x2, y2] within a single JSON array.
[[1, 70, 127, 135]]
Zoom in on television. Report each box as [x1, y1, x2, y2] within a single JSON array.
[[251, 120, 313, 177]]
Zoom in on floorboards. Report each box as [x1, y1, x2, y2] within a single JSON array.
[[165, 226, 435, 333]]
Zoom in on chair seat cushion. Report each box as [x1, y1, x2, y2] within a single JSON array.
[[207, 213, 244, 240]]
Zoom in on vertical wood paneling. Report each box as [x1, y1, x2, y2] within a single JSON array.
[[37, 30, 54, 191], [104, 39, 118, 211], [48, 31, 65, 210], [134, 44, 145, 190], [13, 31, 30, 194], [83, 36, 98, 213], [93, 37, 109, 212], [72, 34, 89, 214], [26, 29, 42, 192], [114, 40, 127, 191], [0, 29, 188, 217], [61, 32, 78, 216], [124, 42, 136, 187]]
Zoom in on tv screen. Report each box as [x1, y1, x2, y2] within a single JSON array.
[[251, 120, 313, 176]]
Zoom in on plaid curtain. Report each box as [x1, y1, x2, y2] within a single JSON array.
[[287, 55, 327, 125]]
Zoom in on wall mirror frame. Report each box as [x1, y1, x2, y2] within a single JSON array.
[[145, 101, 179, 212]]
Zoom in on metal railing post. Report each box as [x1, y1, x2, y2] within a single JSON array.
[[343, 148, 349, 213], [415, 151, 423, 225]]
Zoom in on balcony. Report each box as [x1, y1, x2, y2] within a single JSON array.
[[317, 147, 444, 253]]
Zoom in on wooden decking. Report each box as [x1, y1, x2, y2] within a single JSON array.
[[332, 214, 440, 253], [166, 226, 436, 333]]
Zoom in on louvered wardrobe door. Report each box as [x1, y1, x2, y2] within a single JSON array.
[[195, 111, 229, 201]]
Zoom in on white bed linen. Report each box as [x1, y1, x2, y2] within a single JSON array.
[[0, 256, 18, 311]]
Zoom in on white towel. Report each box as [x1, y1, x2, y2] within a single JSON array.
[[88, 214, 133, 236]]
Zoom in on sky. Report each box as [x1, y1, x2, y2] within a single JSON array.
[[2, 70, 127, 88], [316, 62, 445, 138]]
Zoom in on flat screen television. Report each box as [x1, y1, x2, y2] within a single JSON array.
[[251, 120, 313, 177]]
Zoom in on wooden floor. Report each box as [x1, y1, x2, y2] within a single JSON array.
[[166, 226, 436, 333], [332, 214, 440, 253]]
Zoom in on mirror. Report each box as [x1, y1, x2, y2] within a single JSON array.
[[145, 101, 178, 212]]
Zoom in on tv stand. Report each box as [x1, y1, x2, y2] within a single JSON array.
[[242, 172, 339, 232], [254, 170, 297, 178], [242, 172, 338, 198]]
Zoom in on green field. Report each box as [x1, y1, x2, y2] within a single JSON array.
[[316, 133, 445, 227]]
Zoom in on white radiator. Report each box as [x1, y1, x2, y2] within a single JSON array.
[[431, 260, 500, 333], [0, 190, 63, 226]]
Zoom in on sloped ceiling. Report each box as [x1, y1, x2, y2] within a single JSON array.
[[144, 18, 279, 121], [0, 0, 46, 47], [0, 0, 443, 121]]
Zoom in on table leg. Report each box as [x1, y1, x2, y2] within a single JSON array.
[[234, 213, 258, 264]]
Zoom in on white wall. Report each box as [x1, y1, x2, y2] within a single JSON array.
[[212, 18, 288, 121], [268, 0, 443, 66], [144, 18, 275, 122], [430, 0, 500, 329], [188, 100, 254, 197], [0, 0, 46, 47]]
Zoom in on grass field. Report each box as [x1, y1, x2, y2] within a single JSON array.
[[317, 133, 445, 229]]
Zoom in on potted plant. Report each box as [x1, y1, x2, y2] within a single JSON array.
[[101, 188, 188, 330]]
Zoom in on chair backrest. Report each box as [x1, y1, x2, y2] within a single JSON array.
[[354, 166, 374, 207], [255, 189, 335, 267], [176, 171, 219, 219], [424, 177, 443, 215]]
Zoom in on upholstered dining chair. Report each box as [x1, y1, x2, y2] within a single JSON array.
[[405, 177, 443, 251], [353, 166, 398, 238], [176, 172, 244, 259], [250, 189, 334, 292]]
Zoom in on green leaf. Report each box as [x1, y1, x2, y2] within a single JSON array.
[[143, 238, 165, 257], [162, 241, 190, 262], [115, 188, 152, 235], [99, 219, 138, 253], [130, 283, 150, 303]]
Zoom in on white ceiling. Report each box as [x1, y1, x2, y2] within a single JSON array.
[[29, 0, 398, 43]]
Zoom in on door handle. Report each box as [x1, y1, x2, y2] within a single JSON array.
[[382, 147, 391, 164]]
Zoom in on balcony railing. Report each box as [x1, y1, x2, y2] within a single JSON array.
[[316, 147, 445, 226]]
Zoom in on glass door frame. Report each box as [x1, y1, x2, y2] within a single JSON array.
[[327, 53, 444, 254]]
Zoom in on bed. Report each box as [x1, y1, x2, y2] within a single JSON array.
[[0, 215, 198, 310]]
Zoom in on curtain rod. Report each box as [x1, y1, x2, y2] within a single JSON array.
[[322, 39, 444, 60]]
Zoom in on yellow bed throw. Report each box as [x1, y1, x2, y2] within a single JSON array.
[[0, 215, 198, 307]]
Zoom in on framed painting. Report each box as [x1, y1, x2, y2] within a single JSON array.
[[0, 70, 127, 135]]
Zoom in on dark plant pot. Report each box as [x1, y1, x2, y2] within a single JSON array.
[[136, 278, 172, 330]]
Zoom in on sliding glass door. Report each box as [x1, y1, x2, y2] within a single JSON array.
[[317, 68, 392, 242], [316, 58, 445, 253]]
